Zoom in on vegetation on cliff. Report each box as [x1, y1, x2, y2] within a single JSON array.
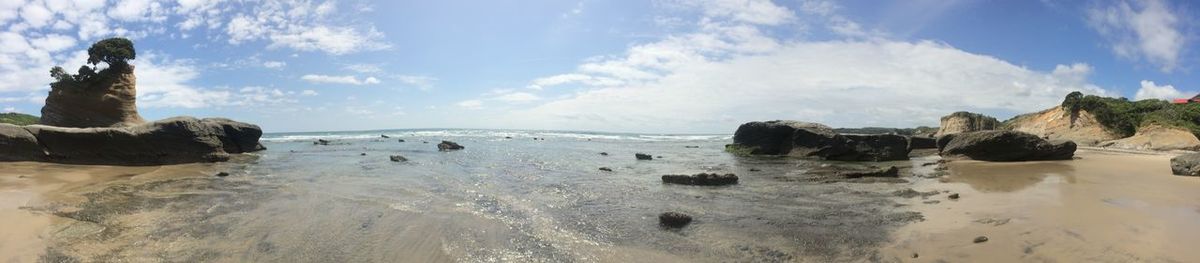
[[0, 112, 38, 125], [1054, 91, 1200, 137], [49, 37, 136, 87]]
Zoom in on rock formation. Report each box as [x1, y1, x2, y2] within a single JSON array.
[[728, 120, 910, 161], [40, 64, 145, 127], [1099, 124, 1200, 151], [936, 112, 999, 136], [661, 173, 738, 186], [939, 130, 1076, 161], [1004, 106, 1120, 146], [1169, 153, 1200, 176], [0, 117, 263, 165], [437, 140, 464, 151]]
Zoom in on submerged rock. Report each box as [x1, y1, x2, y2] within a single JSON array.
[[837, 166, 899, 178], [1170, 152, 1200, 176], [727, 120, 910, 161], [397, 139, 406, 143], [314, 139, 331, 145], [599, 167, 613, 172], [215, 172, 230, 177], [600, 152, 609, 156], [380, 134, 390, 138], [0, 117, 264, 165], [658, 212, 693, 228], [389, 155, 407, 162], [939, 131, 1076, 161], [437, 141, 464, 151], [635, 153, 653, 160], [661, 173, 738, 186]]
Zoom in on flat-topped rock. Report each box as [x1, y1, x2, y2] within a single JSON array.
[[0, 117, 264, 165], [728, 120, 910, 161], [939, 130, 1075, 161]]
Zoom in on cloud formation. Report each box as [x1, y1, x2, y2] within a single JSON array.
[[1087, 0, 1187, 72], [301, 74, 381, 85]]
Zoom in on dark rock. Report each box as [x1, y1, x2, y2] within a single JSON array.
[[1170, 152, 1200, 176], [380, 134, 390, 138], [974, 236, 988, 243], [389, 155, 407, 162], [748, 168, 761, 172], [504, 136, 512, 139], [948, 193, 960, 199], [599, 167, 613, 172], [728, 120, 910, 161], [658, 212, 692, 228], [360, 153, 367, 156], [893, 188, 940, 198], [939, 131, 1076, 161], [908, 136, 937, 150], [912, 253, 919, 258], [656, 156, 664, 159], [437, 140, 464, 151], [1, 117, 264, 165], [315, 139, 331, 145], [685, 146, 700, 148], [215, 172, 230, 177], [600, 152, 609, 156], [398, 139, 406, 142], [838, 166, 899, 178], [635, 153, 653, 160], [662, 173, 738, 186]]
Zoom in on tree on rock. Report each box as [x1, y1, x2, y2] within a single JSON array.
[[86, 37, 136, 68]]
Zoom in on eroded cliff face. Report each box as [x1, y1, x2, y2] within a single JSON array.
[[936, 112, 999, 136], [40, 65, 145, 128], [1004, 106, 1119, 146], [1100, 124, 1200, 151]]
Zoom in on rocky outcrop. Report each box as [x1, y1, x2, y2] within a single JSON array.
[[437, 141, 464, 151], [936, 112, 999, 136], [728, 120, 909, 161], [661, 173, 738, 186], [0, 117, 263, 165], [1099, 124, 1200, 151], [939, 131, 1076, 161], [1004, 106, 1120, 146], [908, 136, 937, 150], [636, 153, 653, 160], [1170, 153, 1200, 176], [40, 65, 145, 128]]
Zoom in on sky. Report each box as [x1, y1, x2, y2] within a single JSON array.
[[0, 0, 1197, 133]]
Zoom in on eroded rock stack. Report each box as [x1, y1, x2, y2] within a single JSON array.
[[40, 64, 145, 128]]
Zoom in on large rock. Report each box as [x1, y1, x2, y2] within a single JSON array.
[[1005, 106, 1121, 146], [729, 120, 910, 161], [1170, 153, 1200, 176], [1100, 124, 1200, 151], [939, 130, 1076, 161], [0, 117, 264, 165], [908, 136, 937, 150], [40, 65, 145, 128], [936, 112, 999, 136]]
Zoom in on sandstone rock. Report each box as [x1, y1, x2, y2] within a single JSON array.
[[936, 112, 999, 136], [1005, 106, 1121, 146], [728, 120, 910, 161], [939, 131, 1076, 161], [1100, 124, 1200, 151], [40, 65, 145, 128], [661, 173, 738, 186], [437, 141, 464, 151], [3, 117, 264, 165], [0, 124, 44, 161], [1170, 152, 1200, 176], [658, 212, 692, 228]]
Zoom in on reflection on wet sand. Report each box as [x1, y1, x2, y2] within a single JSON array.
[[883, 149, 1200, 262]]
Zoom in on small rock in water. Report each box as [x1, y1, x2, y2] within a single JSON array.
[[599, 152, 609, 156], [974, 236, 989, 243], [658, 212, 692, 228], [635, 153, 653, 160], [389, 155, 407, 162], [662, 173, 738, 186], [504, 136, 513, 139], [948, 193, 960, 200], [314, 139, 331, 145], [438, 141, 465, 151], [599, 167, 613, 172], [748, 168, 761, 172], [380, 134, 390, 138], [422, 141, 429, 144], [656, 156, 664, 159], [360, 153, 367, 156], [685, 146, 700, 148], [215, 172, 230, 177], [398, 139, 406, 143]]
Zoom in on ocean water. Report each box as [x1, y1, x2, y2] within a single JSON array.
[[40, 129, 928, 262]]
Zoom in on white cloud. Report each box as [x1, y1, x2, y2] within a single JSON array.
[[673, 0, 796, 26], [300, 89, 318, 96], [494, 92, 541, 103], [262, 61, 286, 68], [396, 75, 436, 90], [1134, 80, 1190, 101], [344, 63, 382, 73], [456, 99, 483, 109], [135, 55, 232, 108], [1087, 0, 1186, 72], [301, 74, 381, 85]]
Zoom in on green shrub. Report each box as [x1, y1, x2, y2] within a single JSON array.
[[1058, 92, 1199, 137], [0, 112, 39, 125], [49, 37, 136, 87]]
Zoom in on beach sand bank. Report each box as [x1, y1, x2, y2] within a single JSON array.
[[883, 149, 1200, 262]]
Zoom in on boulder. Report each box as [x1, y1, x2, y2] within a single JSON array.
[[389, 155, 408, 162], [936, 112, 999, 136], [908, 136, 937, 150], [939, 130, 1076, 161], [661, 173, 738, 186], [728, 120, 910, 161], [1100, 124, 1200, 151], [40, 65, 145, 128], [1, 117, 264, 165], [658, 212, 693, 228], [437, 141, 464, 151], [635, 153, 653, 160], [1169, 153, 1200, 176]]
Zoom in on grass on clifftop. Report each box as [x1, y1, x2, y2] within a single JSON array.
[[0, 112, 38, 125], [1056, 91, 1200, 137]]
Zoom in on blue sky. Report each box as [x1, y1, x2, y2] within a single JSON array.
[[0, 0, 1196, 133]]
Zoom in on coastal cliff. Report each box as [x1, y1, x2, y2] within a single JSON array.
[[1003, 106, 1120, 146]]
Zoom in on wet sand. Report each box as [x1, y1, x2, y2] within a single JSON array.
[[883, 149, 1200, 262]]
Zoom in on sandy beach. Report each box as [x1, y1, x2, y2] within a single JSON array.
[[883, 149, 1200, 262]]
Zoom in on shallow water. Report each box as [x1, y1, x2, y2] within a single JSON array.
[[7, 129, 927, 262]]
